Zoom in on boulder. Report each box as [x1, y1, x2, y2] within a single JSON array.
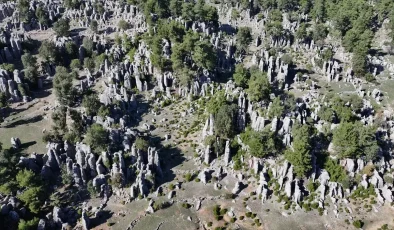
[[232, 181, 243, 194]]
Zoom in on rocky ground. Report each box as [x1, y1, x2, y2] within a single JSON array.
[[1, 0, 394, 230]]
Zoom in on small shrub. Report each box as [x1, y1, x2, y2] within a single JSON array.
[[353, 220, 364, 228], [365, 73, 375, 82], [184, 172, 193, 182], [303, 203, 311, 211], [213, 205, 221, 217], [383, 175, 393, 185], [220, 208, 228, 215], [311, 202, 319, 209], [362, 165, 375, 177]]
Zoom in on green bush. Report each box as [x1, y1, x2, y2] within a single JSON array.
[[18, 217, 39, 230], [225, 193, 235, 199], [352, 220, 364, 228], [184, 172, 193, 182], [213, 205, 221, 217], [307, 180, 319, 192], [153, 201, 171, 211], [220, 208, 228, 215], [302, 203, 311, 211]]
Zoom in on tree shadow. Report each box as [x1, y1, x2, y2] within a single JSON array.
[[19, 141, 36, 150], [2, 114, 43, 128], [220, 24, 236, 35], [155, 143, 186, 187], [32, 77, 53, 99], [369, 48, 386, 57], [70, 28, 87, 35], [89, 210, 114, 228], [129, 97, 151, 126]]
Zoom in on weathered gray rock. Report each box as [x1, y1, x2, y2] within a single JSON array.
[[232, 181, 243, 194], [1, 204, 11, 215], [146, 200, 155, 213], [37, 219, 46, 230], [92, 174, 107, 188], [381, 185, 393, 203], [224, 140, 230, 166], [198, 169, 208, 184], [293, 180, 301, 204], [204, 145, 211, 165], [8, 210, 19, 221], [10, 137, 21, 149], [361, 174, 369, 189], [82, 210, 90, 230], [370, 170, 384, 188], [53, 206, 64, 226], [87, 153, 97, 177], [167, 190, 176, 199], [284, 180, 292, 198], [46, 148, 60, 170]]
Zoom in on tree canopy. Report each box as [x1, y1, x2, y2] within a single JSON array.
[[246, 70, 272, 102], [332, 122, 379, 161], [285, 123, 314, 177], [240, 128, 283, 158], [214, 104, 238, 139], [85, 124, 108, 152], [53, 18, 70, 37], [53, 67, 75, 106]]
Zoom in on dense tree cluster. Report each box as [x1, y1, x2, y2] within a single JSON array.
[[332, 122, 379, 161], [3, 0, 390, 226], [142, 0, 218, 26], [246, 69, 272, 102], [221, 0, 394, 77], [53, 67, 76, 106], [85, 124, 109, 152], [285, 123, 314, 177], [214, 104, 238, 139], [0, 145, 52, 227], [240, 128, 283, 158], [232, 65, 272, 102], [145, 19, 217, 81]]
